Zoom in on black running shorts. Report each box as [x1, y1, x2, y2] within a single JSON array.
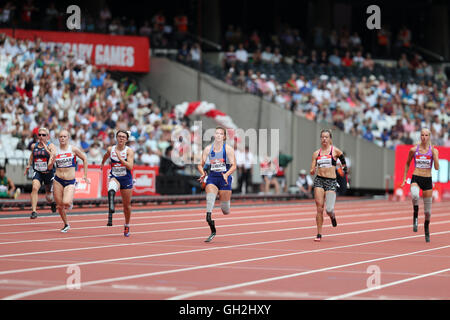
[[411, 175, 433, 191], [313, 176, 337, 192]]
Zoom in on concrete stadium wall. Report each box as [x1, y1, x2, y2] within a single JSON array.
[[140, 57, 396, 190]]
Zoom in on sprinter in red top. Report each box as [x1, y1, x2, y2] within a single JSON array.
[[309, 129, 348, 242]]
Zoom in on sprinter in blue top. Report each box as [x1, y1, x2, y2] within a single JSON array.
[[198, 127, 237, 242], [25, 127, 57, 219]]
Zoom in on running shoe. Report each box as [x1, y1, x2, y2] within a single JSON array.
[[61, 224, 70, 233], [413, 217, 418, 232], [30, 211, 37, 219], [124, 226, 130, 237], [314, 234, 322, 242]]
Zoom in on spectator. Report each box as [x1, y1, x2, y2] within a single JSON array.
[[296, 169, 313, 198], [362, 53, 374, 70], [260, 157, 280, 194], [349, 32, 362, 51], [0, 166, 20, 199], [341, 51, 353, 67], [272, 47, 283, 64], [308, 50, 318, 65], [189, 43, 201, 62], [223, 44, 236, 69], [235, 43, 248, 64], [139, 21, 152, 37], [261, 46, 273, 64], [177, 43, 189, 63], [328, 48, 341, 66], [352, 50, 365, 68], [294, 48, 307, 65], [377, 26, 391, 58], [0, 2, 16, 27]]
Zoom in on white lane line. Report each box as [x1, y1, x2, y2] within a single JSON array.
[[1, 202, 445, 245], [327, 267, 450, 300], [0, 208, 307, 235], [167, 243, 450, 300], [0, 203, 316, 226], [4, 231, 450, 300], [0, 210, 449, 259], [5, 217, 444, 275], [0, 200, 422, 226], [0, 199, 410, 230]]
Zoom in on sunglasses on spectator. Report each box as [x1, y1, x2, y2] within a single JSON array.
[[38, 134, 47, 137]]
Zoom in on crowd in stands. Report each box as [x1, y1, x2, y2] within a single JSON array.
[[0, 1, 190, 50], [0, 2, 448, 158], [213, 24, 449, 149], [0, 32, 193, 170]]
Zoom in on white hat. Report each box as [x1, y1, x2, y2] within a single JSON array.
[[299, 169, 307, 175]]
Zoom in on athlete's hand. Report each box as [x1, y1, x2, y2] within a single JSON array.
[[222, 173, 229, 184], [24, 165, 30, 176], [198, 173, 206, 183], [83, 177, 91, 184], [310, 168, 316, 176], [115, 151, 123, 162]]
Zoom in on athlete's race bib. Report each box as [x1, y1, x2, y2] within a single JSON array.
[[416, 155, 432, 169], [317, 155, 333, 168], [34, 158, 48, 172], [211, 159, 226, 172], [111, 163, 127, 176], [55, 153, 74, 168]]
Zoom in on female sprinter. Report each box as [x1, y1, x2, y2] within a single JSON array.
[[52, 129, 89, 232], [401, 128, 439, 242], [100, 130, 134, 237], [198, 127, 237, 242], [309, 129, 347, 242], [25, 127, 57, 219]]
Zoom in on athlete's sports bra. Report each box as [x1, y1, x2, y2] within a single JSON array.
[[316, 146, 337, 168], [414, 144, 433, 170], [55, 145, 77, 169]]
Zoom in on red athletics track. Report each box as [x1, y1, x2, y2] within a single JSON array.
[[0, 198, 449, 300]]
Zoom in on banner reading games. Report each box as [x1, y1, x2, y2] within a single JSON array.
[[0, 29, 150, 72], [394, 145, 450, 199]]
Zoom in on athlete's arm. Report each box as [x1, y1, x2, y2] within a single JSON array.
[[100, 146, 112, 170], [401, 147, 415, 186], [224, 145, 237, 178], [73, 146, 89, 182], [310, 150, 318, 176], [432, 147, 439, 171], [125, 148, 135, 171], [197, 145, 211, 177], [335, 148, 347, 173], [7, 177, 16, 196], [24, 143, 35, 176], [47, 143, 57, 170]]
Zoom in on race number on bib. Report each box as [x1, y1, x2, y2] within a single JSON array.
[[112, 164, 127, 176], [416, 155, 432, 169], [211, 159, 226, 172], [34, 158, 48, 172]]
